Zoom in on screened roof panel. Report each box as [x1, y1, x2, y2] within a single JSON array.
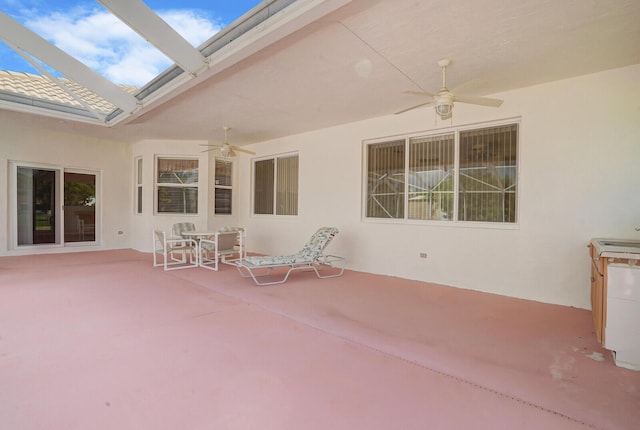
[[0, 0, 266, 122]]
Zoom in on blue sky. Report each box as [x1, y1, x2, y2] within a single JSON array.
[[0, 0, 262, 85]]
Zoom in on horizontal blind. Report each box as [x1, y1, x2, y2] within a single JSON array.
[[214, 188, 232, 215], [215, 159, 232, 186], [214, 159, 233, 215], [157, 187, 198, 213], [136, 157, 143, 214], [254, 159, 274, 214], [276, 155, 298, 215], [156, 158, 198, 214]]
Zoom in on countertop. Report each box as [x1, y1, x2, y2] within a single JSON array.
[[592, 238, 640, 260]]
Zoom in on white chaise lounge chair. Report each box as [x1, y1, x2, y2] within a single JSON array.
[[235, 227, 345, 286]]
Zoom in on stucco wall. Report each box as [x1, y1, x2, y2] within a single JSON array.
[[233, 64, 640, 308], [1, 65, 638, 309], [0, 113, 132, 255]]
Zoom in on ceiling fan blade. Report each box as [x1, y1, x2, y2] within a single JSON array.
[[395, 101, 435, 115], [200, 147, 219, 153], [454, 95, 503, 107], [450, 78, 485, 95], [402, 90, 436, 97], [231, 146, 256, 155], [200, 144, 221, 147]]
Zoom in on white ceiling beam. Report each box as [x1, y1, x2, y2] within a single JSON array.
[[97, 0, 208, 76], [6, 39, 108, 122], [0, 11, 139, 114]]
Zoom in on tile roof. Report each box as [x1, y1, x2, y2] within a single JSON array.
[[0, 70, 138, 115]]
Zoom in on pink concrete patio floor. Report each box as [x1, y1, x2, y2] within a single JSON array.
[[1, 250, 638, 429]]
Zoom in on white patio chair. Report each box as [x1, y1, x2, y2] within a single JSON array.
[[172, 222, 197, 240], [235, 227, 345, 285], [152, 229, 198, 270], [199, 227, 246, 271]]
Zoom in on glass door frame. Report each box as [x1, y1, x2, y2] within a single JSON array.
[[9, 161, 101, 250]]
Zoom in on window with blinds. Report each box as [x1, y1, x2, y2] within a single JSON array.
[[365, 121, 518, 224], [156, 158, 198, 214], [214, 159, 233, 215], [253, 154, 298, 216], [135, 157, 143, 214]]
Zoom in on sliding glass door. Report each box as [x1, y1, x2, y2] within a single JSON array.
[[16, 167, 58, 245], [12, 163, 99, 248], [64, 172, 96, 243]]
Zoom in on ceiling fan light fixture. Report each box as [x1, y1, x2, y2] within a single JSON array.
[[220, 145, 233, 158], [435, 99, 453, 119]]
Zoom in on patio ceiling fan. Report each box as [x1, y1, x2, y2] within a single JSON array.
[[201, 127, 256, 157], [395, 59, 503, 120]]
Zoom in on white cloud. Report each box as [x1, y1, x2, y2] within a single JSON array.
[[25, 7, 221, 86], [162, 10, 221, 47]]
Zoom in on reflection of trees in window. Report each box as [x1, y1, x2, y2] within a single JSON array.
[[33, 170, 55, 213], [64, 182, 95, 206], [17, 168, 56, 237]]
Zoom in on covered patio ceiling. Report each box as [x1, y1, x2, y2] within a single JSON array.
[[0, 0, 639, 146]]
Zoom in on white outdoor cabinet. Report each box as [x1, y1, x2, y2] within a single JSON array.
[[590, 239, 640, 371]]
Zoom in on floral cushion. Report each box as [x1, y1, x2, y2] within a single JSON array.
[[243, 227, 338, 267]]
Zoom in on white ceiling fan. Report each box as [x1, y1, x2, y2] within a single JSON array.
[[396, 59, 503, 120], [201, 126, 256, 157]]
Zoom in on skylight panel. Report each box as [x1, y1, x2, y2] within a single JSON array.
[[0, 1, 261, 86]]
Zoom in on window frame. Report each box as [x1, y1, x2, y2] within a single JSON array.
[[154, 156, 199, 215], [214, 158, 233, 215], [363, 118, 520, 228], [252, 152, 299, 217]]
